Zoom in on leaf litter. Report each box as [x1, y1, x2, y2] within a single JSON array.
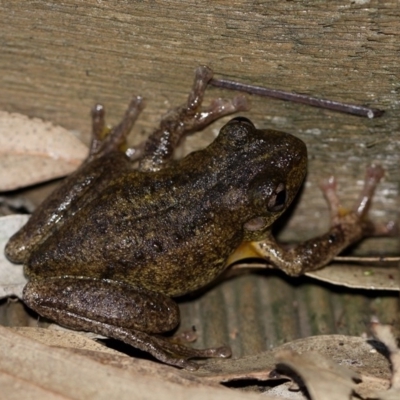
[[0, 111, 88, 191], [0, 111, 398, 399]]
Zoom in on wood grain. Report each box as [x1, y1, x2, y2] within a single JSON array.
[[0, 1, 398, 367], [1, 1, 398, 244]]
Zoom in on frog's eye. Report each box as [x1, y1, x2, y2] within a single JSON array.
[[229, 116, 255, 128], [221, 117, 255, 147], [250, 179, 287, 214], [267, 183, 287, 212]]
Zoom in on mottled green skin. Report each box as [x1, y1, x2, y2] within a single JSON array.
[[24, 120, 307, 297]]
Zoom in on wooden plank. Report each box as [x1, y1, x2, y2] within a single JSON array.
[[0, 1, 398, 241]]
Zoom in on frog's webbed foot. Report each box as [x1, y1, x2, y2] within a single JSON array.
[[123, 331, 231, 371], [246, 164, 393, 276], [88, 96, 145, 162], [139, 65, 249, 171], [79, 323, 231, 371]]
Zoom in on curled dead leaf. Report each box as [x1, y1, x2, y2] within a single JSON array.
[[231, 261, 400, 291], [0, 214, 29, 298], [0, 111, 88, 190], [274, 349, 358, 400], [193, 334, 392, 400], [306, 262, 400, 291], [0, 326, 274, 400], [371, 321, 400, 399]]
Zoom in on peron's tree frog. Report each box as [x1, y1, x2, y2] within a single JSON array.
[[5, 66, 387, 369]]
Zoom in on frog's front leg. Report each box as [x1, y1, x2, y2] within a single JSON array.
[[23, 277, 231, 370], [139, 66, 249, 171], [245, 165, 394, 276]]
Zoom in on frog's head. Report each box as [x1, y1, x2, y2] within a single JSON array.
[[215, 117, 307, 239]]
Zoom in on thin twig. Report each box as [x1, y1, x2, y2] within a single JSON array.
[[333, 255, 400, 263], [210, 78, 384, 118]]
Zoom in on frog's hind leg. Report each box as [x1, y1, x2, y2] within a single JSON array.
[[139, 65, 250, 172], [88, 96, 144, 162], [23, 277, 231, 370]]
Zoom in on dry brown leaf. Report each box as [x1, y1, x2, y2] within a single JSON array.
[[274, 350, 358, 400], [0, 326, 276, 400], [194, 348, 277, 382], [1, 318, 394, 398], [194, 334, 391, 399], [0, 372, 68, 400], [12, 327, 122, 355], [277, 334, 391, 398], [12, 326, 279, 389], [0, 214, 29, 298], [0, 111, 88, 191], [232, 262, 400, 291], [278, 334, 389, 371], [306, 263, 400, 291], [370, 322, 400, 400], [11, 327, 209, 387], [4, 328, 394, 399], [265, 381, 309, 400]]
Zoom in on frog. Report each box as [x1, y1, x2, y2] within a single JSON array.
[[5, 66, 388, 370]]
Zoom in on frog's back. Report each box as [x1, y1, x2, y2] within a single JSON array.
[[25, 120, 307, 297], [25, 167, 246, 296]]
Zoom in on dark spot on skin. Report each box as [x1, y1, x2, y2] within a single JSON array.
[[134, 251, 145, 261], [172, 232, 183, 242]]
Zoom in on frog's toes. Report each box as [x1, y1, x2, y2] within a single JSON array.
[[364, 163, 385, 185], [152, 338, 232, 370], [352, 165, 397, 237], [91, 103, 106, 141], [232, 94, 250, 112], [204, 345, 232, 358], [190, 95, 249, 131], [319, 164, 396, 240], [88, 95, 144, 160], [169, 329, 198, 344], [371, 220, 399, 236], [194, 65, 214, 86], [175, 359, 200, 371], [320, 164, 387, 226], [176, 346, 232, 370], [208, 94, 250, 115], [320, 175, 341, 222], [354, 164, 384, 217]]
